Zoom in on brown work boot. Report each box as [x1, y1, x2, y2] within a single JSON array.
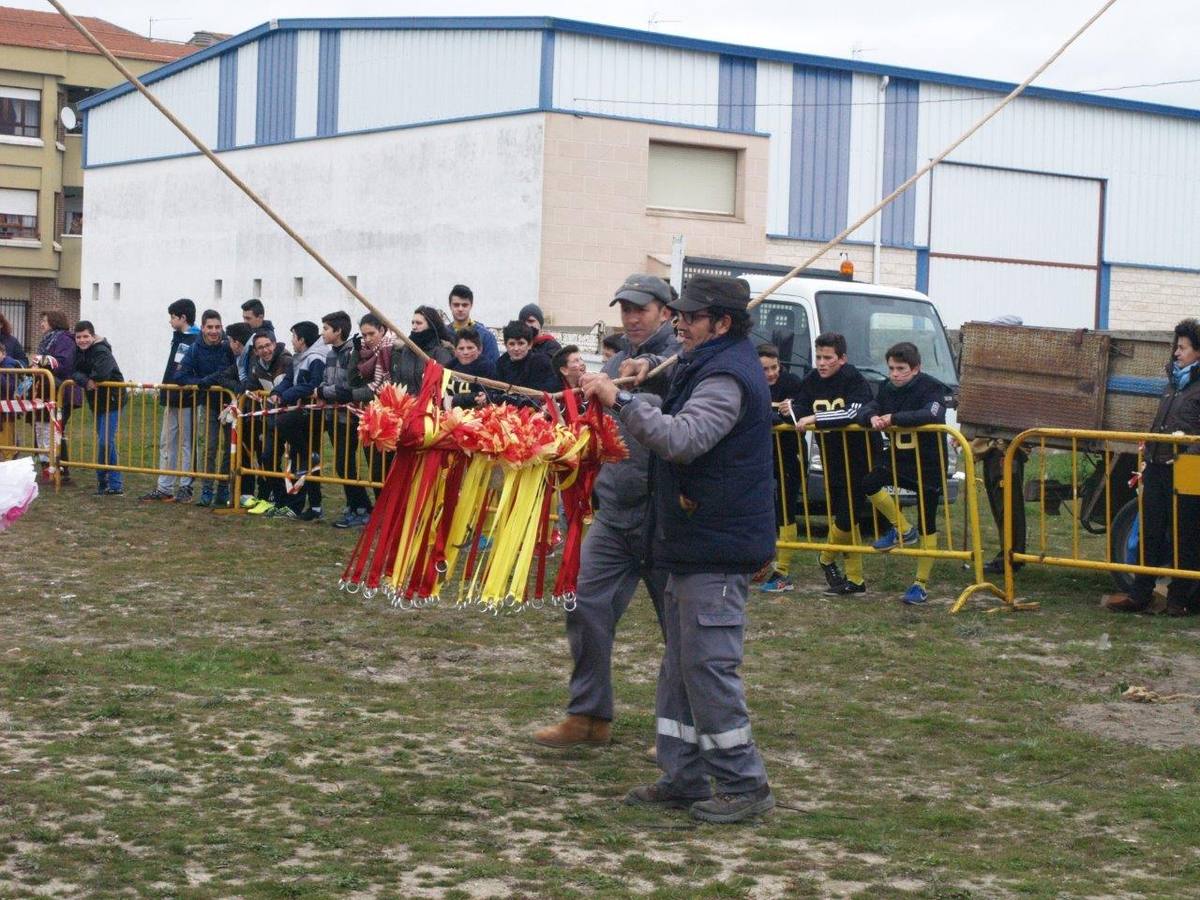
[[533, 714, 611, 748], [1103, 593, 1151, 614]]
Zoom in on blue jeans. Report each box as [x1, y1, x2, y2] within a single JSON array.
[[95, 408, 122, 491]]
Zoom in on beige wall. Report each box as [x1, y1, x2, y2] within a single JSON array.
[[538, 113, 921, 329], [539, 113, 772, 328], [1108, 265, 1200, 331]]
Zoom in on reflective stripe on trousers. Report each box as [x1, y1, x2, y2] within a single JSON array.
[[658, 717, 751, 751]]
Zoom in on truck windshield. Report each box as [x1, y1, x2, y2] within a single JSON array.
[[815, 292, 958, 388]]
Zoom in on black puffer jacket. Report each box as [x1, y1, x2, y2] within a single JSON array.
[[70, 338, 126, 412], [1146, 364, 1200, 464]]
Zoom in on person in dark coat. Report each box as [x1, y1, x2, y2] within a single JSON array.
[[31, 309, 80, 482], [176, 309, 236, 506], [494, 320, 559, 402], [0, 312, 28, 460], [858, 341, 951, 605], [141, 298, 201, 502], [447, 327, 496, 409], [70, 321, 126, 494], [1108, 318, 1200, 617], [755, 343, 806, 592], [0, 312, 26, 367], [519, 303, 563, 359], [390, 306, 453, 394]]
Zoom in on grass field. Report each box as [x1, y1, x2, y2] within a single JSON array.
[[2, 473, 1198, 898]]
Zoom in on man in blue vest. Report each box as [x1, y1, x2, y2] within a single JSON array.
[[582, 274, 776, 824]]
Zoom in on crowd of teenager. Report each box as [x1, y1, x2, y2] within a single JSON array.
[[0, 286, 593, 531]]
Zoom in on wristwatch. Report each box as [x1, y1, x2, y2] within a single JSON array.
[[611, 390, 635, 413]]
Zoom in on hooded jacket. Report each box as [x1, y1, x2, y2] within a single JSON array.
[[530, 331, 562, 359], [237, 319, 276, 382], [317, 335, 359, 421], [70, 338, 126, 412], [159, 325, 201, 407], [592, 319, 680, 531], [178, 337, 236, 395], [248, 344, 292, 393], [858, 371, 949, 480], [272, 340, 327, 404]]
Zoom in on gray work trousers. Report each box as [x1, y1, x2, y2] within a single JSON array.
[[655, 571, 769, 798], [566, 518, 666, 721]]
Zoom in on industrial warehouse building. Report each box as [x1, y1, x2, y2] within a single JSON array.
[[77, 16, 1199, 381]]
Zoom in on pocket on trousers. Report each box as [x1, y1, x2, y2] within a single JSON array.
[[695, 576, 746, 628], [697, 611, 744, 627]]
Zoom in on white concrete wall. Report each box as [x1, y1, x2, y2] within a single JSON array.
[[80, 113, 546, 382]]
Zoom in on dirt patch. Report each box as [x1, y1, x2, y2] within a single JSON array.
[[1063, 701, 1200, 749]]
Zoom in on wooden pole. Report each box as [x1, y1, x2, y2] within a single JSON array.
[[46, 0, 549, 398]]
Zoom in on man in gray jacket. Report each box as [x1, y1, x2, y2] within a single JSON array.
[[533, 274, 679, 749]]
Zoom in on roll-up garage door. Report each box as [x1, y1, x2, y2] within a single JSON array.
[[926, 163, 1103, 328]]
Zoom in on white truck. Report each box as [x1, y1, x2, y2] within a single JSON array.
[[681, 256, 961, 507]]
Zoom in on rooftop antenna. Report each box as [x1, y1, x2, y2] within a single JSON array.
[[647, 12, 682, 30], [850, 41, 876, 59], [147, 17, 190, 39]]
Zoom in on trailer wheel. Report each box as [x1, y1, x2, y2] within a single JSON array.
[[1108, 497, 1164, 594]]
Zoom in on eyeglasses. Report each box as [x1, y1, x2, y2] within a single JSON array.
[[675, 310, 713, 325]]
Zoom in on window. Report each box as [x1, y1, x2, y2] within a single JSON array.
[[252, 278, 262, 297], [293, 277, 303, 298], [91, 283, 99, 303], [0, 87, 41, 139], [815, 292, 959, 388], [751, 300, 812, 374], [0, 188, 38, 240], [63, 189, 82, 235], [214, 279, 223, 300], [112, 283, 121, 301], [647, 142, 738, 216]]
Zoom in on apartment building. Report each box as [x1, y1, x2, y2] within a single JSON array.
[[0, 5, 193, 348]]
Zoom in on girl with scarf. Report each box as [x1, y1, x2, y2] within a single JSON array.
[[1108, 318, 1200, 617]]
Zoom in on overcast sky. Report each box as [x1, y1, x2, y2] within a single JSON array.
[[16, 0, 1200, 109]]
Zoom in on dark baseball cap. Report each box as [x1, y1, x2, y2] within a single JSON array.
[[611, 273, 673, 307], [669, 275, 752, 313]]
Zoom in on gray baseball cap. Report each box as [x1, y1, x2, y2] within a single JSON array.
[[611, 273, 673, 307]]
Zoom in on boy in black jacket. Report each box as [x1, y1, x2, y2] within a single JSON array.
[[493, 320, 558, 403], [858, 342, 950, 605], [756, 343, 806, 592], [793, 332, 880, 595], [71, 321, 126, 495]]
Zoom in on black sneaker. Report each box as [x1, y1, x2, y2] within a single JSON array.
[[824, 580, 866, 595], [623, 784, 709, 810], [820, 561, 846, 590], [690, 784, 775, 824], [298, 507, 324, 522]]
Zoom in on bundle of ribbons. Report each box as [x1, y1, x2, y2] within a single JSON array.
[[339, 362, 627, 611]]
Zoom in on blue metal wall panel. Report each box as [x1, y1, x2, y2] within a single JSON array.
[[1098, 262, 1111, 328], [539, 30, 555, 109], [788, 65, 851, 240], [718, 55, 755, 132], [317, 31, 340, 137], [256, 30, 297, 144], [916, 248, 930, 294], [882, 77, 918, 247], [217, 51, 238, 149]]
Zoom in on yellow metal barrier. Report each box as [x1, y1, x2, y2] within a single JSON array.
[[999, 427, 1200, 611], [771, 423, 1002, 611], [0, 367, 59, 479], [59, 381, 238, 494], [235, 395, 384, 511]]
